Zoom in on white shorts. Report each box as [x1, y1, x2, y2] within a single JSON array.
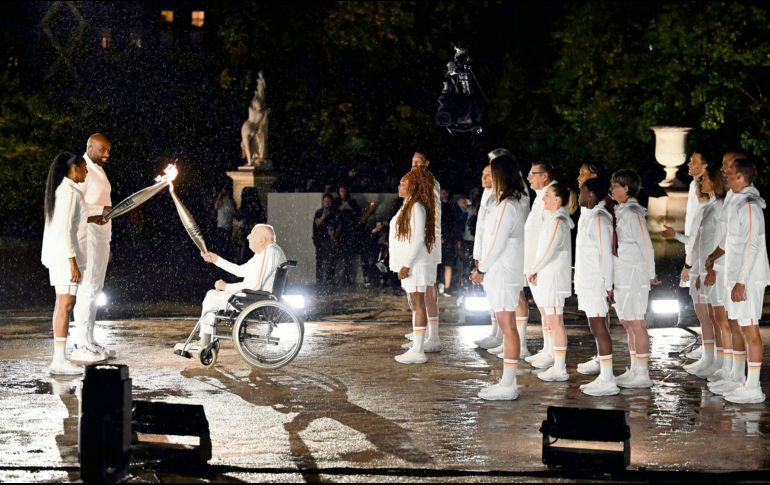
[[54, 285, 78, 295], [726, 285, 766, 326], [689, 277, 709, 305], [483, 284, 523, 313], [400, 263, 436, 294], [613, 287, 649, 321], [697, 270, 725, 307], [48, 262, 79, 287], [577, 292, 609, 317], [530, 283, 546, 309]]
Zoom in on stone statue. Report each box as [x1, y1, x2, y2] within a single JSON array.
[[240, 71, 269, 167]]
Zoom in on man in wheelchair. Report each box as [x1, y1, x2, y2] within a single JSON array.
[[174, 224, 287, 353]]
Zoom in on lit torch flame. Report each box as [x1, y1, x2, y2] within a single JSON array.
[[106, 161, 178, 221], [155, 162, 179, 186]]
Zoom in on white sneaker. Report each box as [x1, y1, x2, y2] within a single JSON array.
[[405, 332, 414, 341], [423, 339, 442, 353], [478, 382, 519, 401], [684, 360, 711, 376], [70, 345, 108, 363], [519, 347, 531, 359], [401, 341, 413, 350], [530, 353, 554, 369], [92, 341, 116, 359], [474, 335, 502, 349], [487, 344, 503, 355], [685, 345, 703, 360], [614, 367, 634, 387], [525, 350, 546, 363], [577, 357, 600, 376], [707, 368, 730, 383], [709, 379, 742, 395], [395, 348, 427, 364], [49, 360, 84, 376], [617, 372, 653, 389], [724, 385, 766, 404], [536, 365, 569, 382], [693, 363, 719, 379], [495, 351, 504, 359], [581, 377, 620, 396]]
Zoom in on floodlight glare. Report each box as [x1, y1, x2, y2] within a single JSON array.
[[96, 292, 108, 307], [283, 294, 306, 310], [464, 296, 491, 313], [651, 299, 679, 315]]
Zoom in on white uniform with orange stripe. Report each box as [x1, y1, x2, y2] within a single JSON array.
[[528, 206, 574, 310], [721, 186, 770, 326], [575, 201, 614, 317], [612, 198, 655, 321], [478, 195, 527, 312], [688, 196, 725, 306], [199, 243, 288, 328]]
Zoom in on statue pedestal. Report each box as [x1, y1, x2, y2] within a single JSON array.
[[647, 187, 689, 235], [226, 163, 278, 214]]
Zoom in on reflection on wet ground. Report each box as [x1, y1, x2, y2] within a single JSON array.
[[1, 318, 769, 482]]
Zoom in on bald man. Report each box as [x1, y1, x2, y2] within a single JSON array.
[[175, 224, 288, 352], [71, 134, 114, 362]]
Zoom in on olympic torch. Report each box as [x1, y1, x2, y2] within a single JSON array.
[[170, 187, 208, 254], [106, 164, 178, 220]]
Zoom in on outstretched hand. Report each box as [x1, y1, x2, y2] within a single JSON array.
[[202, 251, 219, 263], [660, 225, 676, 239]]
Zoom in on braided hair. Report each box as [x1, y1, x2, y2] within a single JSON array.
[[396, 166, 437, 253]]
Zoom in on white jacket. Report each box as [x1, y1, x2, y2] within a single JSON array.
[[478, 195, 526, 281], [722, 185, 770, 287], [528, 206, 574, 299], [80, 153, 112, 241], [688, 197, 725, 278], [472, 188, 495, 261], [215, 243, 287, 293], [389, 201, 435, 270], [524, 180, 556, 274], [41, 177, 87, 268], [575, 201, 614, 293], [614, 197, 656, 286]]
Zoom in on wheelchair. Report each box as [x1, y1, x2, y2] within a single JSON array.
[[174, 260, 304, 370]]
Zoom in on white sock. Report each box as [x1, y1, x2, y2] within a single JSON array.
[[714, 347, 724, 368], [53, 337, 67, 364], [543, 328, 552, 354], [427, 317, 439, 341], [502, 359, 518, 386], [553, 346, 567, 372], [87, 321, 95, 345], [722, 349, 734, 374], [700, 340, 715, 366], [412, 326, 426, 352], [598, 354, 614, 382], [490, 312, 500, 338], [629, 351, 637, 373], [731, 351, 746, 382], [746, 362, 762, 389], [636, 353, 650, 375], [516, 317, 528, 350]]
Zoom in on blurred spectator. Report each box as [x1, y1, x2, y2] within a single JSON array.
[[359, 199, 380, 287], [214, 183, 236, 259], [456, 194, 476, 288], [439, 188, 460, 295], [313, 193, 337, 288], [334, 185, 360, 286]]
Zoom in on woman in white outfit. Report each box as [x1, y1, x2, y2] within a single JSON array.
[[575, 178, 619, 396], [527, 183, 574, 382], [390, 166, 438, 364], [41, 152, 89, 376], [610, 169, 658, 389], [686, 165, 729, 379], [470, 154, 528, 400]]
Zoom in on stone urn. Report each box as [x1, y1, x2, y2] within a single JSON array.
[[650, 126, 692, 188]]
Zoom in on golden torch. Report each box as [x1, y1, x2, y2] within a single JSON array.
[[170, 187, 208, 254], [107, 164, 178, 220]]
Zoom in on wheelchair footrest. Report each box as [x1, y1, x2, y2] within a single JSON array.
[[174, 349, 192, 359]]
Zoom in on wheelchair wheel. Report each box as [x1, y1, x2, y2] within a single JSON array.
[[232, 299, 304, 369], [200, 344, 218, 368]]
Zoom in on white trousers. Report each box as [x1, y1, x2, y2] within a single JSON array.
[[72, 235, 110, 344], [199, 290, 233, 335]]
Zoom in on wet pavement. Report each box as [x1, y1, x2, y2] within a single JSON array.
[[1, 316, 770, 482]]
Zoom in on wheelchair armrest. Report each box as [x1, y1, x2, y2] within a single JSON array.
[[241, 289, 273, 297], [279, 260, 297, 270]]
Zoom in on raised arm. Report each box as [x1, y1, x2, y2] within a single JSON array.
[[215, 255, 251, 278]]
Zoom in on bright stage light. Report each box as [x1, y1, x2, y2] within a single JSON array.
[[651, 299, 679, 314], [96, 292, 108, 307], [464, 296, 490, 313], [283, 294, 306, 310]]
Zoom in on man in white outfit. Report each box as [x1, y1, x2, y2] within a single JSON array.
[[71, 134, 114, 362], [523, 162, 557, 369], [175, 224, 287, 351]]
